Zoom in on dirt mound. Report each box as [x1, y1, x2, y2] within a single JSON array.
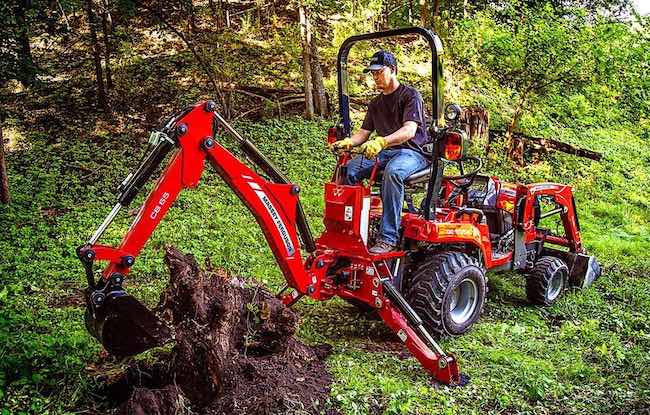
[[113, 246, 336, 415]]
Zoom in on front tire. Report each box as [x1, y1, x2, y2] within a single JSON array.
[[405, 251, 487, 337], [526, 256, 568, 306]]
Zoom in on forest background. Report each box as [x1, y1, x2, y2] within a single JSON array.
[[0, 0, 649, 413]]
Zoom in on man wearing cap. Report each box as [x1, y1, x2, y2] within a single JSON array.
[[330, 50, 430, 254]]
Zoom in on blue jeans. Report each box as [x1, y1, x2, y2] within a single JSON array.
[[345, 148, 429, 245]]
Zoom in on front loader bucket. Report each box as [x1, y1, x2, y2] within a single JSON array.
[[85, 290, 171, 357], [570, 254, 602, 288], [542, 248, 602, 289]]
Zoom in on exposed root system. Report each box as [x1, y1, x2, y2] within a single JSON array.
[[113, 246, 336, 415]]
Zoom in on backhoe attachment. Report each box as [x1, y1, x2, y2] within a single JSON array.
[[78, 101, 314, 357], [77, 101, 462, 385]]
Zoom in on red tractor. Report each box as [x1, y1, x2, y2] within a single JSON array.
[[77, 28, 601, 385]]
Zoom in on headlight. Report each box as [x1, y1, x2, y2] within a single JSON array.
[[444, 103, 462, 122]]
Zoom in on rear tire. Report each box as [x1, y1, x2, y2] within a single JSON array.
[[405, 251, 487, 338], [526, 256, 568, 306]]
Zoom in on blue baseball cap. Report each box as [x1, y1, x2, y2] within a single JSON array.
[[363, 50, 397, 73]]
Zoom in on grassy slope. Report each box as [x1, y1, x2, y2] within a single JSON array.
[[1, 116, 649, 414], [2, 12, 650, 415]]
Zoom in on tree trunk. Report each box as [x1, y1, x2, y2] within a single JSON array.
[[100, 0, 113, 91], [84, 0, 109, 113], [57, 0, 72, 31], [14, 0, 36, 84], [460, 106, 489, 141], [506, 109, 524, 166], [505, 87, 533, 165], [184, 0, 197, 33], [208, 0, 221, 27], [419, 0, 429, 27], [0, 124, 10, 204], [310, 37, 328, 117], [224, 0, 231, 28], [299, 4, 314, 119], [432, 0, 440, 31]]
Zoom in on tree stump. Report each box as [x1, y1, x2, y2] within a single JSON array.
[[115, 247, 336, 415]]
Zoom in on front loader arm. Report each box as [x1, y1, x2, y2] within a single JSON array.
[[79, 101, 313, 356]]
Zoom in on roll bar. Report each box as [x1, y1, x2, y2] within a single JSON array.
[[336, 26, 444, 137]]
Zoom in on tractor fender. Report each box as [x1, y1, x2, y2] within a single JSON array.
[[402, 218, 490, 266]]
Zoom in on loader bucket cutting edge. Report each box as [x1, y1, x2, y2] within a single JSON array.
[[85, 291, 171, 357], [581, 255, 602, 288], [568, 254, 602, 288]]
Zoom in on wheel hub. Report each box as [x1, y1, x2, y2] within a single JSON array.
[[547, 272, 563, 301], [449, 278, 479, 325]]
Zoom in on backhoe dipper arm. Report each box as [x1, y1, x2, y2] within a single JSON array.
[[80, 101, 312, 295]]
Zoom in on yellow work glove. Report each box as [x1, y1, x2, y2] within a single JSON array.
[[359, 137, 387, 159], [329, 137, 354, 154]]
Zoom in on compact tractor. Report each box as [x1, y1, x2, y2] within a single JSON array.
[[77, 27, 601, 385]]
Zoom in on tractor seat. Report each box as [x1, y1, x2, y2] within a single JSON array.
[[404, 166, 432, 187], [368, 165, 431, 188]]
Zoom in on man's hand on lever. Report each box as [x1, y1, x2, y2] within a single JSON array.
[[329, 129, 373, 155], [328, 137, 355, 154]]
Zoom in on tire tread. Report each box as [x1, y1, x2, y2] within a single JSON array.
[[405, 251, 486, 338], [525, 256, 568, 306]]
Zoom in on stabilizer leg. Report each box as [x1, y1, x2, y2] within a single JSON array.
[[378, 279, 463, 385]]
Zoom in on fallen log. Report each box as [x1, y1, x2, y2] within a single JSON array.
[[491, 129, 602, 161]]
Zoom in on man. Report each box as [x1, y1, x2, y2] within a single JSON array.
[[330, 50, 430, 254]]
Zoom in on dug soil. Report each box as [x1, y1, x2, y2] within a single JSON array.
[[110, 246, 337, 415]]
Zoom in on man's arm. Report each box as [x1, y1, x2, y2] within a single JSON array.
[[382, 121, 417, 146], [350, 128, 372, 146]]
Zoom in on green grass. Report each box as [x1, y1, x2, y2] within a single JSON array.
[[1, 113, 650, 414], [2, 5, 649, 413]]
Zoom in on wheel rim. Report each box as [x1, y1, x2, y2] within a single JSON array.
[[449, 278, 479, 325], [547, 272, 563, 301]]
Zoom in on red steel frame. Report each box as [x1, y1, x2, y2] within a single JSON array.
[[86, 102, 461, 385]]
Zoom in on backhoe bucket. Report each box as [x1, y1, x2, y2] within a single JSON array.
[[85, 290, 171, 357]]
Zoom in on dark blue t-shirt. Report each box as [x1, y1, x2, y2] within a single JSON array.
[[361, 84, 428, 151]]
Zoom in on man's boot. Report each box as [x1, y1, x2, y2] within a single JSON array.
[[369, 240, 396, 254]]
